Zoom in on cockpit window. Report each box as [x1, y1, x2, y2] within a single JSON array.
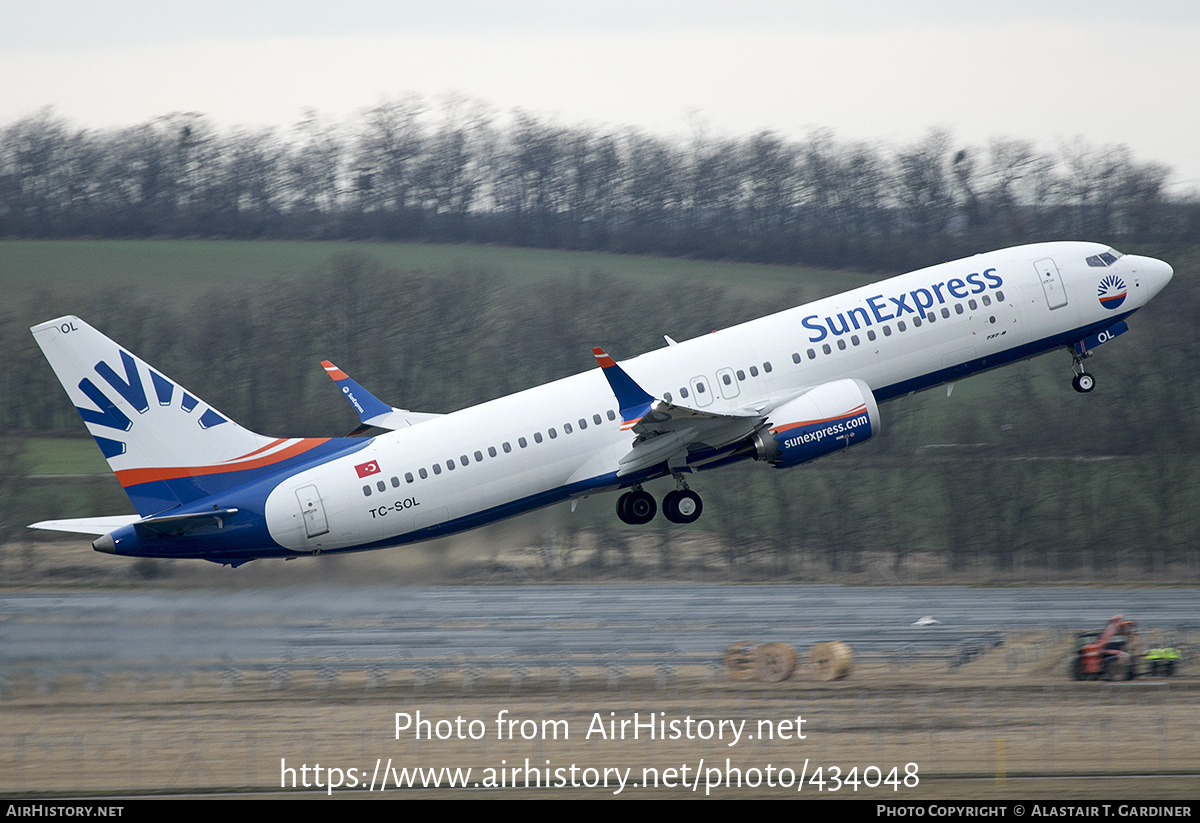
[[1086, 249, 1123, 267]]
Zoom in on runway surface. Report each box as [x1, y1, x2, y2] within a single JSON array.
[[3, 584, 1196, 671]]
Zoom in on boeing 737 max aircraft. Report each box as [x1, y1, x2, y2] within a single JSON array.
[[29, 241, 1172, 565]]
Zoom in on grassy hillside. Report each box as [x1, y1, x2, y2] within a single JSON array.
[[0, 239, 868, 302]]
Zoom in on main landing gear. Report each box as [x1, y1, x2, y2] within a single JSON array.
[[616, 478, 704, 525]]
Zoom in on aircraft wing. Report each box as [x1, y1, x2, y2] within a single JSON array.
[[321, 361, 443, 432], [592, 348, 763, 476]]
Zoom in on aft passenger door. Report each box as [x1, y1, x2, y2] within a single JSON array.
[[295, 484, 329, 538]]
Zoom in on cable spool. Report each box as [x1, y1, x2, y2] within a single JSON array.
[[724, 641, 758, 681], [810, 641, 854, 681], [754, 642, 798, 682]]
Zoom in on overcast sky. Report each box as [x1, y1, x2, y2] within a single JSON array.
[[5, 1, 1199, 191]]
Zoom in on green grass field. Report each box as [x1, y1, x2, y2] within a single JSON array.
[[0, 239, 870, 301]]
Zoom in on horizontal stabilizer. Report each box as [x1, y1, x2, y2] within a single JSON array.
[[134, 508, 240, 535], [29, 516, 141, 536], [30, 508, 241, 538], [321, 361, 442, 430]]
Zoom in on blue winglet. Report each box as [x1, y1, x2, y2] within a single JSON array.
[[592, 347, 655, 431], [322, 361, 392, 423]]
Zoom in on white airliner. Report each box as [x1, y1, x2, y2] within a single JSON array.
[[30, 241, 1172, 566]]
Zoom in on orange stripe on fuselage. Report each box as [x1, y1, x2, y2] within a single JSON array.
[[114, 438, 330, 488]]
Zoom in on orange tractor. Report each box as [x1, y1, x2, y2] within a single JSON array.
[[1072, 614, 1144, 681]]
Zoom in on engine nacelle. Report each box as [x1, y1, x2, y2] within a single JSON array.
[[751, 378, 880, 468]]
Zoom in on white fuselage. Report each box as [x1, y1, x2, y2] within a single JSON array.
[[262, 241, 1170, 554]]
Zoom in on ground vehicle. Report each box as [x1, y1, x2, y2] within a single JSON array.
[[1072, 615, 1144, 681]]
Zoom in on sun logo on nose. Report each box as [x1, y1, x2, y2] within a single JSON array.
[[1098, 274, 1126, 310]]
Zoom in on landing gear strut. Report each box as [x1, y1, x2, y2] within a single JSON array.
[[1071, 349, 1095, 393]]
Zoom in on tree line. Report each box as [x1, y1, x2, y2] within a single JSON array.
[[2, 100, 1196, 271]]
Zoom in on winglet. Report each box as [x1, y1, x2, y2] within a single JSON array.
[[592, 347, 655, 430], [321, 360, 393, 422]]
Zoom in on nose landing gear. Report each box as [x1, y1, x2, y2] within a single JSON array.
[[1071, 348, 1096, 393]]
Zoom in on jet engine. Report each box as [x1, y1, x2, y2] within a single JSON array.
[[749, 378, 880, 468]]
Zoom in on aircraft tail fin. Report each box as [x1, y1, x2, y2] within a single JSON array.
[[31, 316, 341, 517]]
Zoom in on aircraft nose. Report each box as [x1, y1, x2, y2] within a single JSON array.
[[1139, 255, 1173, 299]]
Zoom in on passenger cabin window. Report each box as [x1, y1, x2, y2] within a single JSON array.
[[433, 464, 442, 475], [749, 366, 759, 377], [475, 450, 483, 461], [377, 480, 386, 491], [548, 427, 557, 439], [792, 353, 801, 364], [502, 442, 512, 453], [405, 472, 414, 483], [593, 414, 603, 425], [837, 339, 847, 350], [488, 446, 497, 457], [807, 348, 816, 359], [534, 432, 543, 444], [419, 468, 428, 479], [607, 410, 617, 420], [578, 418, 587, 429], [822, 343, 831, 354], [519, 437, 528, 448], [363, 485, 371, 496], [763, 362, 772, 372]]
